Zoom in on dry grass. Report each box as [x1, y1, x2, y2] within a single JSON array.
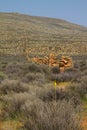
[[21, 100, 82, 130], [0, 12, 87, 57], [81, 116, 87, 130], [0, 120, 23, 130], [0, 53, 87, 130]]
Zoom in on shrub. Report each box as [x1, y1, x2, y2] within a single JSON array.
[[5, 62, 29, 79], [50, 72, 79, 82], [39, 87, 81, 106], [2, 92, 30, 118], [0, 61, 8, 71], [21, 100, 82, 130], [73, 77, 87, 98], [6, 63, 21, 75], [51, 66, 60, 74], [28, 63, 43, 73], [22, 72, 46, 84], [0, 79, 29, 94], [0, 71, 6, 82], [27, 63, 50, 76]]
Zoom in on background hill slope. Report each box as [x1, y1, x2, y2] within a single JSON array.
[[0, 12, 87, 56]]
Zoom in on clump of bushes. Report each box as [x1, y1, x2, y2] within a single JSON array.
[[39, 87, 81, 107], [1, 92, 30, 118], [69, 77, 87, 98], [28, 63, 43, 73], [22, 72, 46, 84], [5, 63, 22, 75], [0, 79, 29, 94], [27, 63, 50, 76], [50, 71, 79, 82], [21, 100, 82, 130], [0, 56, 86, 130], [5, 62, 50, 80]]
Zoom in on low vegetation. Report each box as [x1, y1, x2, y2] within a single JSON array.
[[0, 12, 87, 130], [0, 54, 87, 130]]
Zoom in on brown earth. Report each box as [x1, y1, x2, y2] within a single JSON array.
[[81, 116, 87, 130], [0, 121, 23, 130]]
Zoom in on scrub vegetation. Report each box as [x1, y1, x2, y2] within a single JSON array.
[[0, 12, 87, 130]]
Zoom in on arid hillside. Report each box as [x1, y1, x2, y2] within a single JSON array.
[[0, 12, 87, 56]]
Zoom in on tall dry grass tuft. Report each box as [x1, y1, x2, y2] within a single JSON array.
[[21, 100, 82, 130]]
